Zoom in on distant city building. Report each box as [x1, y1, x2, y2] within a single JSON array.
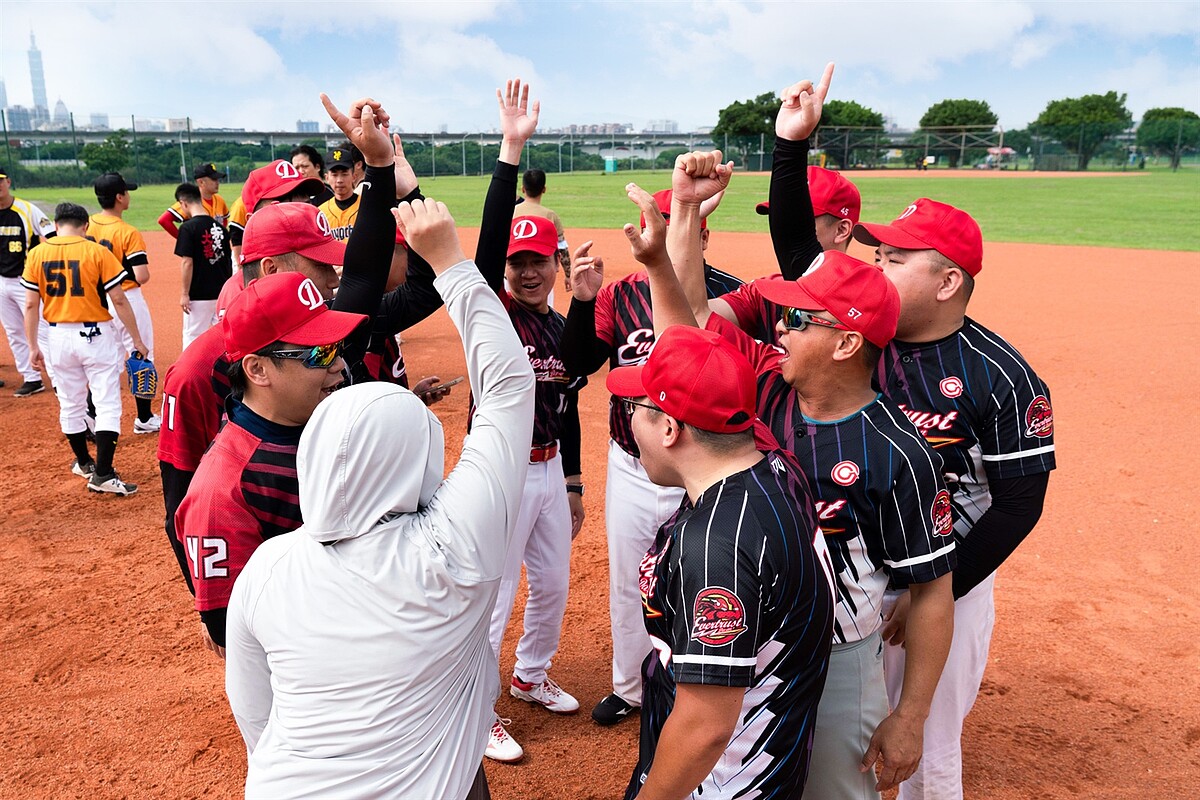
[[28, 34, 48, 113], [52, 98, 69, 125], [5, 105, 34, 130], [565, 123, 633, 135], [166, 118, 189, 132], [0, 79, 7, 110], [644, 119, 679, 134], [296, 119, 319, 133], [135, 117, 166, 132], [695, 125, 714, 135], [89, 112, 110, 130]]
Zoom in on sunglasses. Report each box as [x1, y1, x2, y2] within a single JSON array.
[[620, 398, 659, 417], [268, 341, 343, 369], [781, 307, 852, 333]]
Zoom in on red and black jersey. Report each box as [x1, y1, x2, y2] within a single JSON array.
[[710, 314, 956, 644], [158, 324, 232, 473], [877, 318, 1056, 539], [720, 275, 787, 344], [360, 334, 409, 388], [597, 265, 744, 458], [629, 450, 834, 800], [174, 400, 303, 620]]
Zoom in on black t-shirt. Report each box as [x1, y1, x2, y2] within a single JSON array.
[[175, 214, 232, 301]]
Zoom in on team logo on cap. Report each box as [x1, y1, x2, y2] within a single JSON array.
[[807, 252, 826, 272], [512, 218, 540, 239], [691, 587, 747, 646], [1024, 395, 1054, 438], [275, 161, 301, 179], [898, 203, 919, 220], [831, 460, 860, 487], [940, 376, 964, 398], [296, 278, 324, 311], [315, 211, 332, 237], [333, 150, 342, 161], [932, 489, 953, 537]]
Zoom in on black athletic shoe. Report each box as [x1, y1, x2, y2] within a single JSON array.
[[14, 380, 44, 397], [591, 693, 638, 726]]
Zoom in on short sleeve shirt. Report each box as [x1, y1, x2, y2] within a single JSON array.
[[87, 213, 148, 290], [20, 235, 125, 322], [175, 214, 232, 300]]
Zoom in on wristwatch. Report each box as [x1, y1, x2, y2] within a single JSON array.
[[565, 484, 584, 496]]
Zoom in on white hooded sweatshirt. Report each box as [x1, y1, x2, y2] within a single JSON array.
[[224, 261, 535, 799]]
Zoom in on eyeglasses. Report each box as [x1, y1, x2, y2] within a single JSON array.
[[781, 307, 852, 333], [620, 398, 659, 417], [267, 341, 343, 369]]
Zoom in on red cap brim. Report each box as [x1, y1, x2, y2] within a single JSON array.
[[295, 237, 348, 267], [279, 308, 367, 348], [755, 201, 769, 215], [606, 364, 647, 398], [853, 221, 932, 252], [754, 275, 826, 311], [507, 240, 557, 258]]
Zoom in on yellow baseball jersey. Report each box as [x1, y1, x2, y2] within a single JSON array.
[[87, 213, 149, 291], [20, 236, 125, 323], [169, 194, 230, 227], [317, 195, 361, 242]]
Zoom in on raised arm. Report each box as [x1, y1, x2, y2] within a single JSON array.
[[626, 184, 697, 336], [667, 151, 733, 328], [476, 78, 540, 291], [560, 241, 610, 376], [771, 63, 833, 278]]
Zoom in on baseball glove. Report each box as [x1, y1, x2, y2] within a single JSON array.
[[126, 351, 158, 400]]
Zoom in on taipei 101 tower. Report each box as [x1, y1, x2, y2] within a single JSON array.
[[29, 33, 49, 124]]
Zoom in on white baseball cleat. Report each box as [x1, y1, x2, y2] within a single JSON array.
[[510, 675, 580, 715], [134, 414, 162, 434], [484, 715, 523, 763], [71, 459, 96, 479], [88, 472, 138, 496]]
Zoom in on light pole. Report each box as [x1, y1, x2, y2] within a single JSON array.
[[431, 134, 436, 180], [558, 137, 564, 173], [461, 132, 470, 176]]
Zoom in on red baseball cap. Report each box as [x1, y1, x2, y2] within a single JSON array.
[[606, 325, 755, 434], [242, 159, 325, 213], [507, 215, 558, 258], [640, 189, 707, 230], [241, 202, 347, 266], [853, 198, 983, 276], [755, 167, 860, 224], [223, 272, 367, 361], [755, 251, 900, 347]]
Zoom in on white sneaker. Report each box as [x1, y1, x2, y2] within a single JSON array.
[[484, 715, 523, 763], [134, 414, 162, 434], [71, 460, 96, 479], [510, 675, 580, 715], [88, 472, 138, 496]]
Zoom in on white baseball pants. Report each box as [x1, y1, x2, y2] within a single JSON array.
[[883, 573, 997, 800], [47, 322, 123, 434], [110, 286, 154, 360], [488, 451, 574, 685], [606, 439, 685, 705], [1, 275, 52, 383], [182, 299, 218, 351]]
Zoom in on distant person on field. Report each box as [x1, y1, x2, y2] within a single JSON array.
[[158, 163, 230, 236], [518, 169, 571, 289], [0, 165, 56, 396], [174, 182, 232, 349]]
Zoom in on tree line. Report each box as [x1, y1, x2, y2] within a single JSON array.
[[711, 90, 1200, 171]]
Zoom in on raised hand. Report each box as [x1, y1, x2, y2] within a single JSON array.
[[392, 133, 418, 199], [570, 241, 605, 302], [320, 94, 394, 167], [776, 62, 834, 142], [671, 150, 734, 207], [393, 199, 466, 273], [497, 79, 540, 143], [623, 183, 670, 271]]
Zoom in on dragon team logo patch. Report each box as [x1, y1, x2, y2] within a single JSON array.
[[1024, 395, 1054, 438], [940, 376, 963, 398], [831, 460, 860, 487], [691, 587, 747, 646], [932, 489, 953, 537]]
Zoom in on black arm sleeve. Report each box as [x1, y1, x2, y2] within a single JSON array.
[[333, 163, 396, 365], [475, 160, 519, 293], [952, 472, 1050, 599], [160, 462, 196, 596], [561, 298, 609, 376], [200, 607, 228, 649], [768, 137, 822, 280], [560, 389, 582, 477]]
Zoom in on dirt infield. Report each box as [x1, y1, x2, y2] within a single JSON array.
[[0, 228, 1196, 799]]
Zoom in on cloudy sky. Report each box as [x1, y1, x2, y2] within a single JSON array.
[[1, 1, 1196, 133]]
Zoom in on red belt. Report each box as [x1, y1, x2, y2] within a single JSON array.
[[530, 443, 558, 463]]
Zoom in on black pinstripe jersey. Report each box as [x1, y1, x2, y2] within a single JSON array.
[[877, 318, 1056, 539], [629, 450, 834, 800], [709, 315, 956, 644]]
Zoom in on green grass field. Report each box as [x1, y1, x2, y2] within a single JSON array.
[[20, 168, 1200, 251]]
